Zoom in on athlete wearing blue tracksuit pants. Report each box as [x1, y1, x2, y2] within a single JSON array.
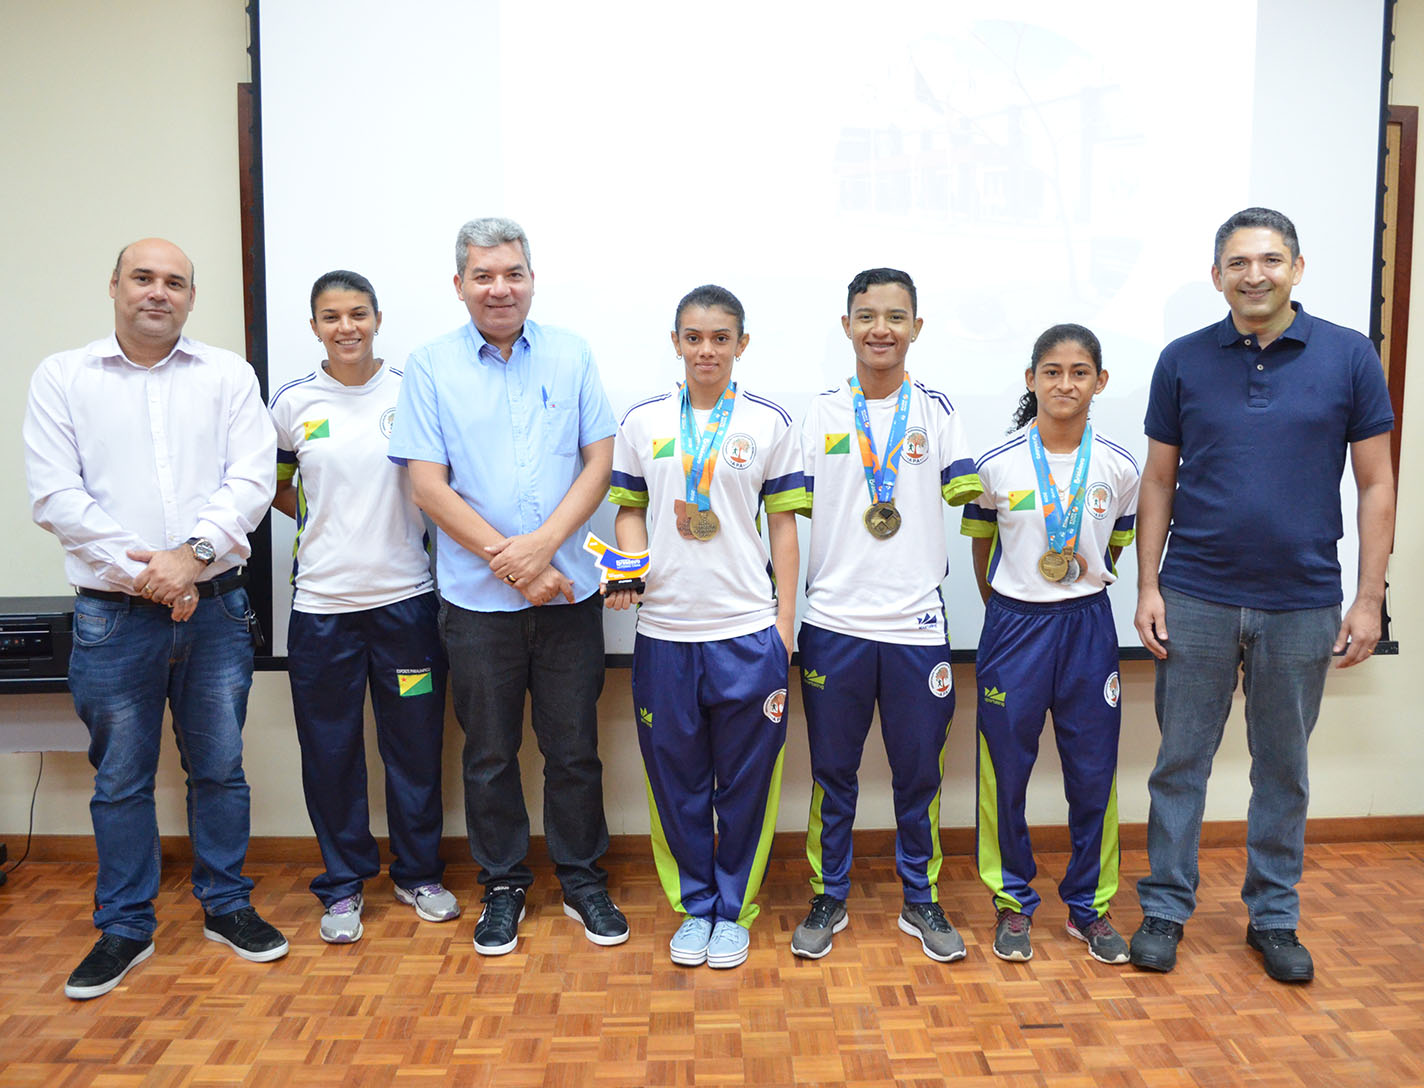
[[791, 269, 982, 964], [606, 286, 805, 969], [961, 323, 1139, 964], [270, 271, 454, 942]]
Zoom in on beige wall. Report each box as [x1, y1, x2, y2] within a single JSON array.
[[1, 2, 1419, 850]]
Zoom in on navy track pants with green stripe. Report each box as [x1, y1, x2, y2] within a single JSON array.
[[974, 591, 1122, 928], [798, 624, 955, 905], [632, 626, 788, 928]]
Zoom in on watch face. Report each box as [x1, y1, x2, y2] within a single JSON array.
[[189, 538, 216, 563]]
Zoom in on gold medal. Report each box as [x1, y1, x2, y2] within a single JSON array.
[[1038, 550, 1070, 582], [689, 508, 720, 541], [863, 501, 901, 540]]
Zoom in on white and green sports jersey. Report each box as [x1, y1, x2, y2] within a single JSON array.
[[801, 380, 981, 645], [270, 363, 433, 614], [609, 384, 807, 642], [960, 425, 1140, 603]]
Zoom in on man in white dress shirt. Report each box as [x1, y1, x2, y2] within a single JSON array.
[[24, 238, 288, 1000]]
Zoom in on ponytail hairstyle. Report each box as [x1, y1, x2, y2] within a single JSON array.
[[1009, 322, 1103, 432]]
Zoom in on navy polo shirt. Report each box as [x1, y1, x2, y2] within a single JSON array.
[[1144, 303, 1393, 610]]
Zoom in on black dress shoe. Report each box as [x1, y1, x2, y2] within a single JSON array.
[[1247, 924, 1314, 982]]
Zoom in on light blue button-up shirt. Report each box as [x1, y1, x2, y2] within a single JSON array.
[[388, 318, 616, 611]]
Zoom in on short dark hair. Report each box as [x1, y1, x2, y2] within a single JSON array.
[[846, 267, 917, 316], [674, 284, 746, 338], [1010, 323, 1103, 431], [310, 270, 378, 317], [1213, 207, 1300, 267]]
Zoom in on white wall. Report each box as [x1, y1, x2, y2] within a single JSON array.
[[0, 1, 1419, 849]]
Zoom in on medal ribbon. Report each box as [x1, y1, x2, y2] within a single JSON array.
[[679, 381, 737, 512], [848, 375, 912, 505], [1027, 420, 1093, 557]]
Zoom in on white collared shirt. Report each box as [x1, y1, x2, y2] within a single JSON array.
[[23, 333, 277, 592]]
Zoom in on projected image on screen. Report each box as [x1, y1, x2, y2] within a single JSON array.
[[257, 0, 1383, 654]]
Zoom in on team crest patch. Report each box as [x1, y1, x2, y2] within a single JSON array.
[[928, 662, 953, 699], [652, 437, 676, 459], [302, 419, 330, 441], [764, 688, 787, 723], [1086, 481, 1113, 520], [1009, 489, 1035, 511], [724, 433, 757, 470], [1103, 671, 1120, 708], [903, 427, 929, 465], [397, 669, 433, 697], [825, 433, 850, 455], [380, 407, 396, 439]]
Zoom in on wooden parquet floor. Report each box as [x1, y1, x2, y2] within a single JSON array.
[[0, 842, 1421, 1087]]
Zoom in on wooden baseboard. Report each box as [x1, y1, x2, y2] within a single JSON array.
[[10, 815, 1423, 865]]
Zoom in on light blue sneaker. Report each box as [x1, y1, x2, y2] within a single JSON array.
[[669, 916, 713, 966], [706, 920, 750, 969]]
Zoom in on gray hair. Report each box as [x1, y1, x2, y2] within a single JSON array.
[[455, 217, 532, 275], [1213, 207, 1300, 267]]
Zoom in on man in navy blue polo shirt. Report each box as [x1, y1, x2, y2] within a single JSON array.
[[1130, 208, 1395, 983], [389, 217, 628, 956]]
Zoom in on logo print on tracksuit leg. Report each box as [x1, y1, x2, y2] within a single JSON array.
[[982, 686, 1007, 708], [928, 662, 952, 699], [764, 689, 787, 723], [638, 706, 654, 727], [1103, 672, 1120, 707], [397, 669, 432, 697]]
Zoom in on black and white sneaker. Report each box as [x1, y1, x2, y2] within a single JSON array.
[[203, 906, 290, 962], [474, 885, 526, 956], [64, 933, 155, 1000], [563, 890, 629, 946]]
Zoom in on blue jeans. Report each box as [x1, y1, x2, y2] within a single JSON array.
[[1138, 586, 1337, 929], [441, 594, 610, 899], [68, 589, 257, 941]]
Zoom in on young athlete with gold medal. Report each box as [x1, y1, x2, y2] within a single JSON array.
[[792, 268, 982, 963], [606, 285, 805, 971], [961, 323, 1140, 967]]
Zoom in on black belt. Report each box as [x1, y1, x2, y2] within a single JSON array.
[[76, 569, 248, 606]]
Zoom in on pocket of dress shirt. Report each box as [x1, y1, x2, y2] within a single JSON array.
[[542, 404, 581, 457]]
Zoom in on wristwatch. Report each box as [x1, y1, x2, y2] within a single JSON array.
[[185, 537, 217, 566]]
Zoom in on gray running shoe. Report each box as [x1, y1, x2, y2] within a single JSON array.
[[394, 882, 461, 923], [993, 908, 1033, 962], [897, 902, 966, 963], [320, 894, 364, 944], [791, 894, 848, 959], [1067, 914, 1129, 964]]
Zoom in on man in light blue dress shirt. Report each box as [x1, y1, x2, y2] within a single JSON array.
[[389, 217, 628, 955]]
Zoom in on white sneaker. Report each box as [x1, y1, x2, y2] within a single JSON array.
[[320, 894, 364, 944]]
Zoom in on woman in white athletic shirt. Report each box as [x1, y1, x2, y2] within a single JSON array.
[[606, 285, 806, 969], [269, 271, 455, 944], [960, 323, 1140, 966]]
